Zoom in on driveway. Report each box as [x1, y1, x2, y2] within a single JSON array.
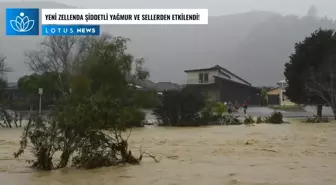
[[240, 106, 334, 118]]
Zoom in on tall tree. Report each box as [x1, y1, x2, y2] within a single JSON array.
[[305, 49, 336, 119], [25, 36, 84, 94], [0, 54, 12, 78], [284, 29, 336, 118], [0, 53, 11, 101], [25, 35, 150, 103]]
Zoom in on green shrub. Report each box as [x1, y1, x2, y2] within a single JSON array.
[[265, 112, 283, 124], [212, 102, 227, 116], [153, 87, 206, 126], [199, 108, 221, 125]]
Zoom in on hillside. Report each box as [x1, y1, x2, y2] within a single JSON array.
[[232, 15, 336, 85]]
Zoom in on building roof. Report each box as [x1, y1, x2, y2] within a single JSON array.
[[126, 74, 180, 92], [213, 76, 260, 91], [125, 75, 157, 90], [5, 82, 18, 90], [155, 82, 180, 92], [218, 70, 231, 79], [278, 80, 286, 84], [267, 88, 281, 95], [184, 65, 251, 86]]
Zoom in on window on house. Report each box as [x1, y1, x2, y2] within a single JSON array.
[[199, 72, 209, 83], [204, 73, 209, 83], [199, 73, 203, 83]]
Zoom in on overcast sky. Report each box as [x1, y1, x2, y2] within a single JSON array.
[[1, 0, 336, 18]]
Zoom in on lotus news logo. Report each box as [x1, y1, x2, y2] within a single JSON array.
[[6, 8, 39, 36], [10, 12, 35, 32]]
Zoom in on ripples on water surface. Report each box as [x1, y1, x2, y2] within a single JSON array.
[[0, 123, 336, 185]]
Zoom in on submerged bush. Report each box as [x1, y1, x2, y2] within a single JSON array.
[[199, 108, 219, 125], [14, 115, 61, 170], [212, 102, 227, 116], [256, 116, 264, 124], [13, 34, 158, 170], [153, 87, 206, 126], [15, 111, 145, 170], [0, 105, 23, 128], [124, 108, 146, 127], [197, 100, 243, 126], [244, 116, 255, 125], [265, 112, 284, 124], [223, 114, 242, 125], [305, 116, 330, 123]]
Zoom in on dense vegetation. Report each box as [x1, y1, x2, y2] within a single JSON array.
[[153, 89, 239, 126], [153, 87, 288, 126], [153, 88, 206, 126], [285, 29, 336, 119], [17, 72, 63, 110]]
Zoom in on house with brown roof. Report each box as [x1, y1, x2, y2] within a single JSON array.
[[184, 65, 261, 105], [267, 80, 295, 105]]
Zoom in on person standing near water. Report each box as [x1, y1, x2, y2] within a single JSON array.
[[243, 100, 248, 115]]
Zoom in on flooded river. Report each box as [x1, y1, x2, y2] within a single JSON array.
[[0, 123, 336, 185]]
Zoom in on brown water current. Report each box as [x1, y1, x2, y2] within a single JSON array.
[[0, 123, 336, 185]]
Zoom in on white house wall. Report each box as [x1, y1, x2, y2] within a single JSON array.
[[186, 68, 249, 86], [186, 70, 223, 84]]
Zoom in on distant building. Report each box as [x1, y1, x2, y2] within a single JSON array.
[[155, 82, 180, 92], [267, 80, 294, 106], [125, 75, 157, 90], [3, 82, 20, 101], [126, 75, 181, 94], [184, 65, 261, 105]]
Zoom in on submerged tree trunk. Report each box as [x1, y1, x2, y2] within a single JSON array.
[[317, 105, 323, 118], [58, 150, 71, 168]]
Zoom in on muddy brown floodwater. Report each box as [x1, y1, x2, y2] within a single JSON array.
[[0, 123, 336, 185]]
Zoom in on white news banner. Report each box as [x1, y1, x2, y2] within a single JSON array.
[[41, 9, 208, 25]]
